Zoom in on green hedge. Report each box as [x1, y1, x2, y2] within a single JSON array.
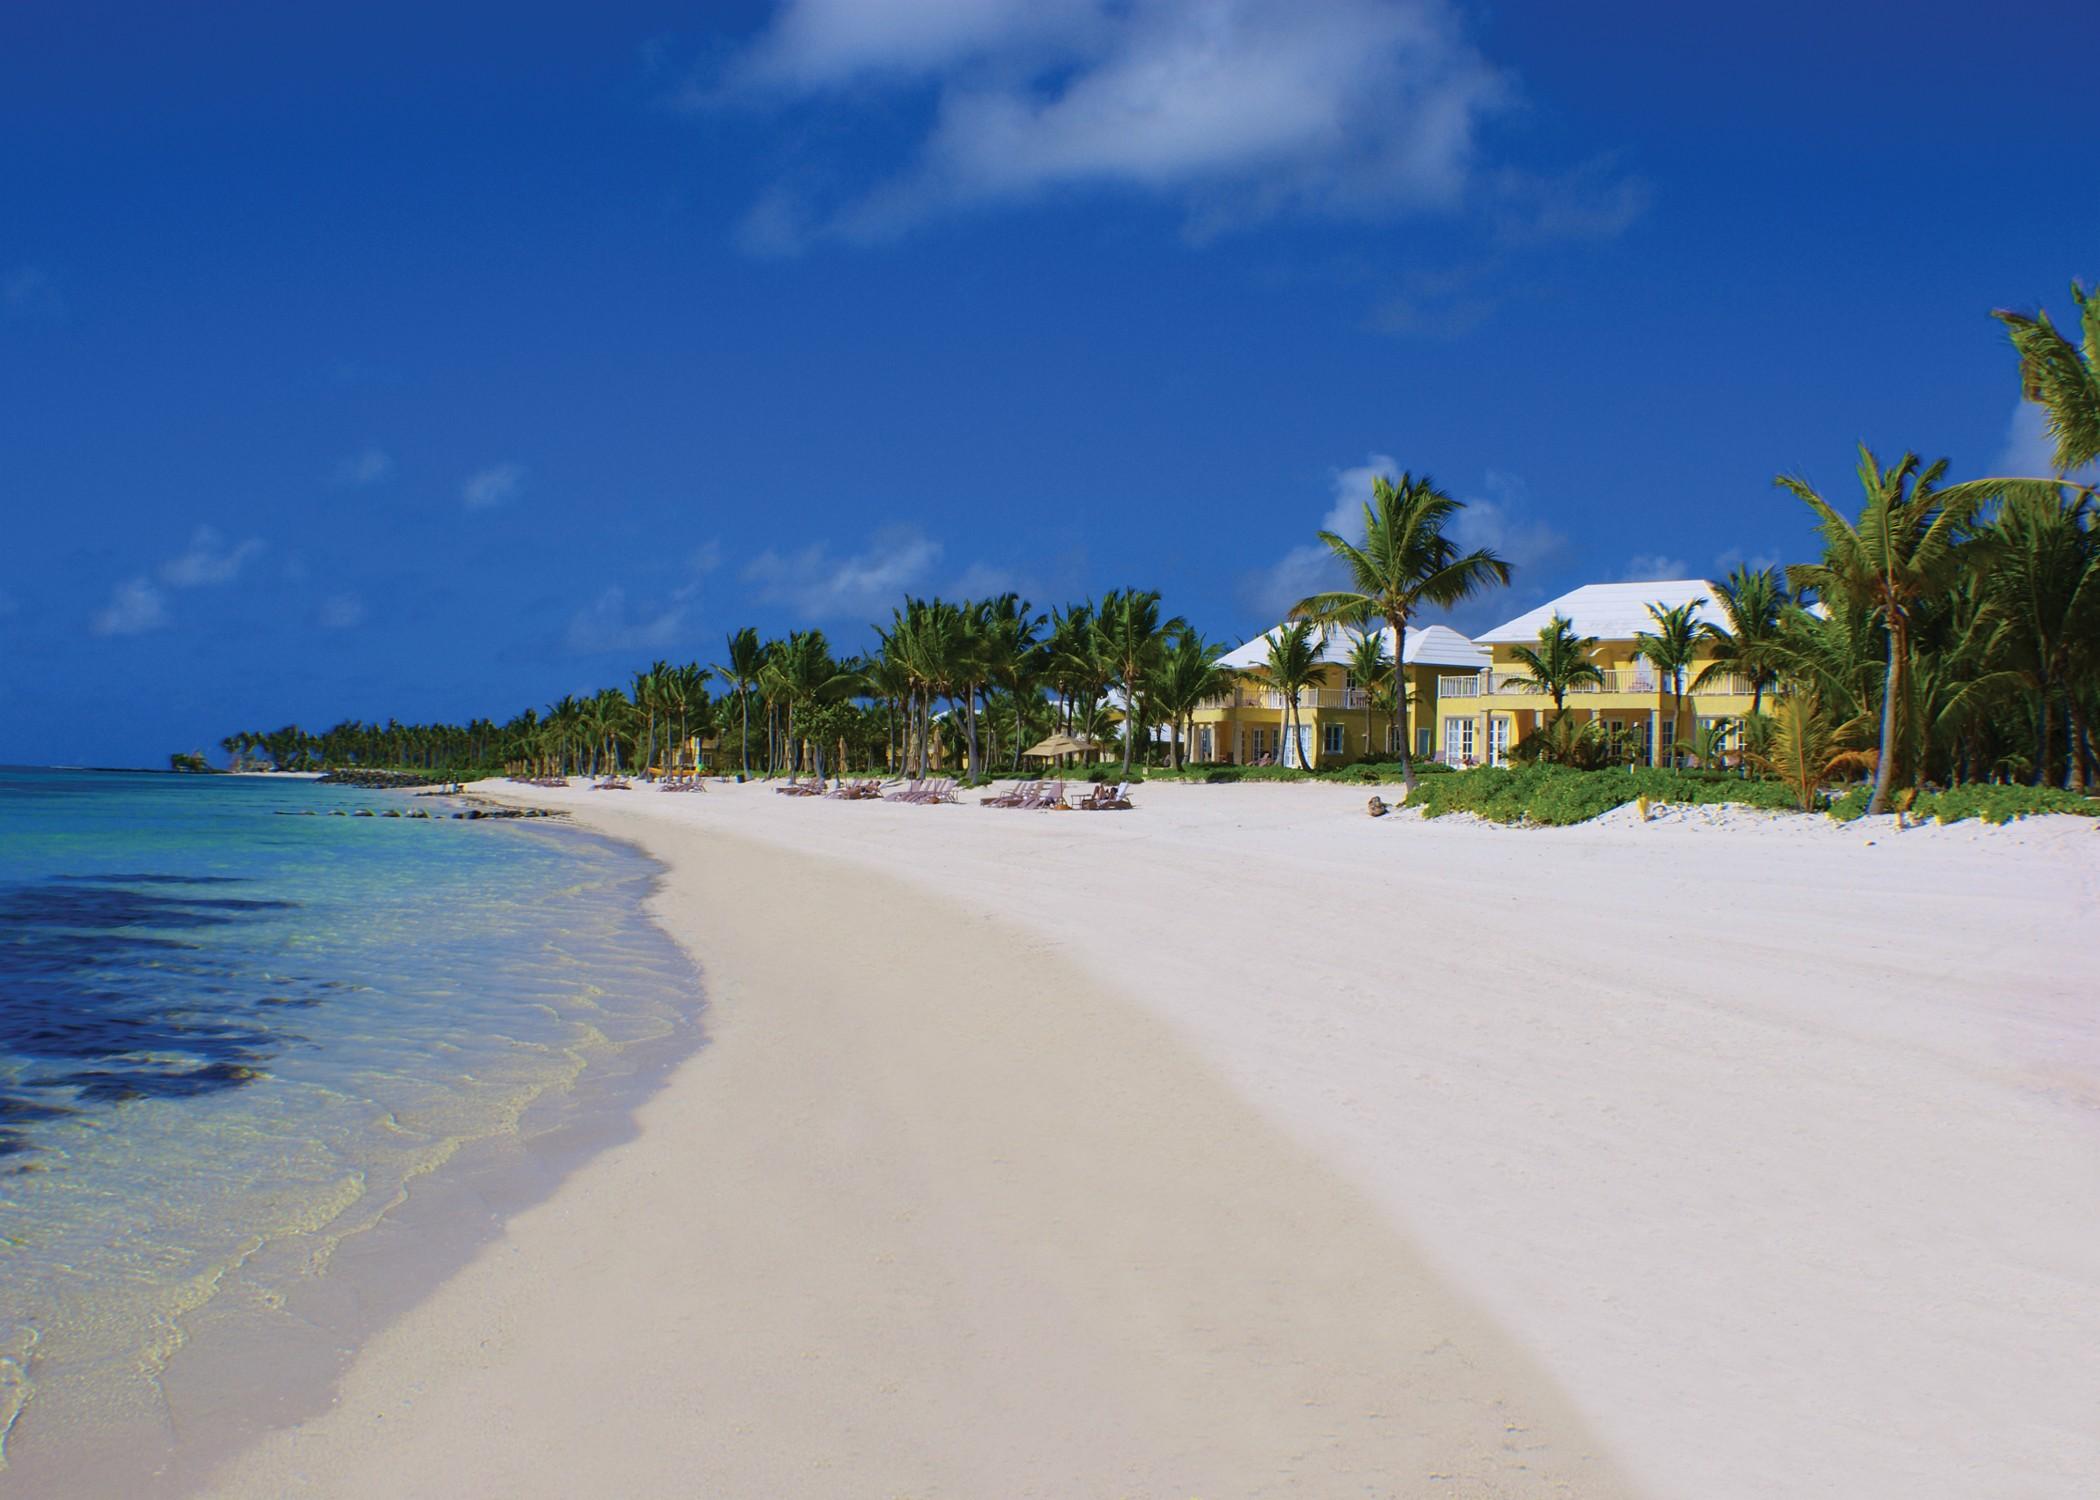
[[1830, 783, 2099, 825], [1408, 764, 1799, 826]]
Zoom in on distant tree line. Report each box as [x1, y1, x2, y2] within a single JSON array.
[[225, 282, 2099, 812]]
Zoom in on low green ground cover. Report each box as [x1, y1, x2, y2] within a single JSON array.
[[1408, 764, 1799, 826], [1826, 782, 2100, 825]]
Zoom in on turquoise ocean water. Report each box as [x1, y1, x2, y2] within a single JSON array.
[[0, 768, 701, 1493]]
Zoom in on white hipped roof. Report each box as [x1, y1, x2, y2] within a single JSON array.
[[1220, 621, 1489, 672], [1473, 580, 1724, 644]]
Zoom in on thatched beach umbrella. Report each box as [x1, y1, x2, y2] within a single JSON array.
[[1024, 732, 1099, 763]]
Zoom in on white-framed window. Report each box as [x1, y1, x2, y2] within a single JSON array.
[[1443, 717, 1474, 764], [1197, 726, 1214, 761], [1416, 725, 1432, 757], [1250, 727, 1270, 760], [1322, 723, 1346, 757]]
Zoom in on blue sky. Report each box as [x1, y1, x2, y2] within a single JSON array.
[[3, 0, 2093, 765]]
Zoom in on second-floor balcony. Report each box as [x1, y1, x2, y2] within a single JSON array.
[[1436, 669, 1762, 700], [1199, 685, 1405, 712]]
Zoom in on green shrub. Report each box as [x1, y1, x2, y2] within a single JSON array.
[[1408, 764, 1799, 826], [1824, 781, 2095, 824], [1825, 786, 1872, 822], [1914, 784, 2100, 825]]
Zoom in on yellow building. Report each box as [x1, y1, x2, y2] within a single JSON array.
[[1193, 623, 1490, 767], [1440, 580, 1763, 767]]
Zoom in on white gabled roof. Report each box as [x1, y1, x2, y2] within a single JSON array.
[[1473, 580, 1724, 644], [1220, 621, 1489, 672]]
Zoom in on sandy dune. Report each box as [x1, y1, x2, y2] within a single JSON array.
[[203, 778, 2100, 1498]]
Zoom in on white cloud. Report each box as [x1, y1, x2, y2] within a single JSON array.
[[1490, 157, 1651, 246], [1450, 471, 1566, 574], [690, 538, 724, 574], [948, 561, 1022, 599], [744, 527, 943, 619], [159, 526, 266, 588], [91, 578, 169, 637], [1987, 398, 2100, 483], [1242, 453, 1396, 619], [719, 0, 1517, 250], [1712, 547, 1781, 577], [318, 593, 367, 629], [462, 461, 527, 510], [1621, 553, 1689, 581], [1371, 265, 1505, 340], [330, 448, 394, 488], [564, 586, 691, 656], [736, 0, 1099, 87], [1245, 459, 1572, 625], [3, 266, 64, 322]]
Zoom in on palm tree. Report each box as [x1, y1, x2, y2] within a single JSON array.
[[631, 660, 671, 777], [1339, 623, 1394, 759], [954, 599, 995, 781], [1743, 692, 1877, 812], [768, 630, 853, 780], [1503, 613, 1603, 713], [1096, 589, 1186, 776], [1634, 599, 1706, 767], [1295, 472, 1511, 790], [1244, 620, 1325, 767], [1149, 628, 1234, 768], [1046, 602, 1109, 741], [1976, 488, 2100, 787], [1996, 281, 2099, 478], [1694, 566, 1790, 715], [976, 595, 1047, 771], [1780, 446, 1982, 813], [713, 627, 764, 777]]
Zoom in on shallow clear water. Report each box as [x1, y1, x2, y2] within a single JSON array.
[[0, 768, 701, 1490]]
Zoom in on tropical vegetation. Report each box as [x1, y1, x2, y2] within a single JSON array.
[[221, 281, 2098, 826]]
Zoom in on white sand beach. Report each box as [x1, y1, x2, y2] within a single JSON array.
[[201, 780, 2100, 1499]]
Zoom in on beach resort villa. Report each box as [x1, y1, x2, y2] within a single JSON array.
[[1445, 579, 1764, 768], [1200, 623, 1490, 768], [1202, 579, 1768, 770]]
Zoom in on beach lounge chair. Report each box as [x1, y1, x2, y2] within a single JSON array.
[[1021, 779, 1066, 810], [885, 779, 927, 802], [776, 776, 824, 796], [1078, 781, 1133, 810], [908, 778, 954, 804], [981, 780, 1037, 807]]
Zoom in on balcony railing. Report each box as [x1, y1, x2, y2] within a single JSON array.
[[1437, 668, 1764, 700], [1439, 669, 1663, 698], [1198, 686, 1402, 711]]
